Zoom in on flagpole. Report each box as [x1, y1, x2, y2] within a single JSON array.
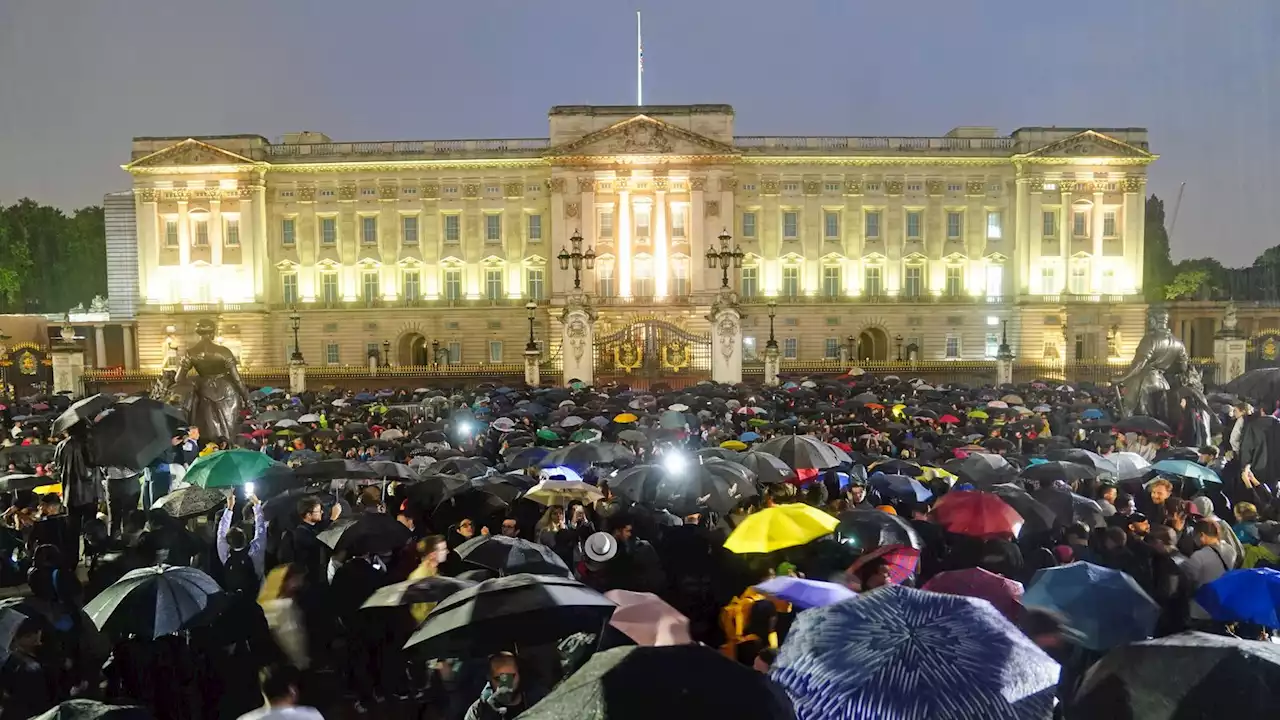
[[636, 10, 643, 106]]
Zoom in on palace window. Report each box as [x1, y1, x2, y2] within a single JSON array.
[[904, 265, 923, 298], [824, 338, 840, 359], [325, 343, 340, 365], [443, 215, 461, 244], [597, 260, 615, 298], [783, 337, 798, 360], [985, 333, 1000, 359], [1042, 210, 1057, 238], [1104, 210, 1118, 237], [281, 273, 298, 305], [444, 268, 463, 301], [742, 211, 757, 238], [485, 214, 502, 243], [782, 211, 798, 240], [945, 335, 961, 359], [946, 211, 963, 240], [361, 271, 380, 302], [824, 211, 840, 240], [985, 263, 1004, 299], [321, 273, 339, 304], [223, 218, 240, 246], [403, 270, 421, 301], [906, 211, 921, 240], [361, 216, 377, 245], [781, 266, 800, 298], [281, 218, 296, 246], [527, 214, 542, 242], [822, 265, 842, 297], [1073, 210, 1089, 237], [671, 257, 690, 297], [402, 215, 419, 245], [320, 217, 337, 245], [1069, 263, 1088, 295], [864, 211, 881, 239], [164, 219, 179, 248], [986, 211, 1001, 240], [598, 208, 614, 240], [485, 268, 503, 300], [489, 341, 503, 364], [1041, 266, 1057, 294], [448, 341, 462, 364], [526, 268, 545, 300], [945, 265, 963, 297], [635, 205, 651, 241], [864, 266, 882, 297], [671, 206, 687, 239], [633, 256, 654, 297], [192, 219, 209, 247], [740, 266, 758, 298]]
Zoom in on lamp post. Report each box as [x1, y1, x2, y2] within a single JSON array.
[[431, 339, 441, 367], [288, 306, 303, 362], [846, 334, 856, 362], [382, 339, 391, 367], [704, 229, 744, 289], [557, 230, 596, 290], [525, 301, 539, 352], [895, 334, 904, 362], [0, 329, 9, 398], [766, 299, 778, 351]]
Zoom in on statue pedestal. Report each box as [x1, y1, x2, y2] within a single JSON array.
[[710, 288, 743, 385], [1215, 334, 1247, 384], [524, 349, 541, 386], [560, 292, 596, 387], [288, 360, 306, 394], [51, 346, 85, 397], [764, 345, 781, 387]]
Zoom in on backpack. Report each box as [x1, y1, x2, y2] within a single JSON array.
[[222, 548, 260, 595]]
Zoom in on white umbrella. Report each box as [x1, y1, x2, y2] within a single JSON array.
[[668, 403, 690, 412], [1108, 451, 1152, 481], [298, 413, 320, 423], [523, 479, 602, 505], [379, 429, 405, 440]]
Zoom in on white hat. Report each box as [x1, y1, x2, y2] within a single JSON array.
[[583, 532, 617, 563]]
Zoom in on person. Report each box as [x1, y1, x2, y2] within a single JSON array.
[[1146, 525, 1189, 636], [1185, 519, 1233, 625], [51, 423, 101, 568], [464, 652, 544, 720], [1191, 496, 1243, 569], [606, 512, 665, 594], [1139, 478, 1174, 527], [407, 534, 449, 624], [26, 493, 73, 569], [499, 517, 520, 538], [236, 664, 325, 720], [281, 496, 340, 582], [0, 621, 54, 718], [105, 466, 142, 537], [217, 493, 267, 595]]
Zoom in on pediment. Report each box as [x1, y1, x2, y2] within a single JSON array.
[[127, 139, 258, 169], [546, 115, 738, 158], [986, 252, 1009, 262], [1020, 131, 1153, 160]]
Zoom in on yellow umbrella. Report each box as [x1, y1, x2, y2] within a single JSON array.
[[33, 482, 61, 496], [921, 466, 957, 485], [891, 404, 907, 419], [720, 440, 748, 451], [724, 504, 839, 554], [613, 413, 639, 424], [967, 409, 989, 420]]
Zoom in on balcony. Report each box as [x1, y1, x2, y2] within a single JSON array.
[[1022, 294, 1139, 305], [140, 301, 264, 314], [737, 294, 1007, 305], [267, 297, 532, 311]]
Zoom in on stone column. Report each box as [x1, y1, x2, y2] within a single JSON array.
[[1058, 187, 1072, 292], [51, 326, 86, 397], [93, 325, 107, 368], [524, 348, 541, 386], [121, 324, 135, 371], [1215, 303, 1247, 384], [763, 342, 781, 387], [709, 288, 743, 384], [560, 293, 596, 386], [288, 359, 307, 394], [654, 189, 668, 297], [209, 199, 223, 267], [177, 200, 192, 269], [137, 190, 158, 302], [1014, 177, 1031, 295], [1122, 177, 1145, 295], [617, 189, 632, 297], [1092, 190, 1105, 291], [690, 177, 707, 293]]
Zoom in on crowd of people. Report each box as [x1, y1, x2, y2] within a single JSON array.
[[1, 374, 1279, 719]]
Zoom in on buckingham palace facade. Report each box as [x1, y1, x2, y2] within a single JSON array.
[[115, 104, 1155, 373]]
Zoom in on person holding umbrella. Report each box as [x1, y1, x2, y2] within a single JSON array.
[[50, 421, 100, 569], [463, 652, 546, 720]]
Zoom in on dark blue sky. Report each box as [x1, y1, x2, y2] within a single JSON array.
[[1, 0, 1276, 264]]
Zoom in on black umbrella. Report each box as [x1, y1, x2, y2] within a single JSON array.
[[941, 455, 1017, 486], [151, 486, 230, 519], [403, 573, 616, 658], [91, 397, 188, 470], [362, 576, 478, 609], [1112, 416, 1173, 436], [293, 458, 379, 480], [987, 483, 1059, 534], [756, 435, 846, 470], [835, 509, 924, 553], [455, 535, 571, 577], [317, 513, 412, 555], [1069, 631, 1280, 720], [1046, 448, 1118, 476], [33, 700, 152, 720], [610, 461, 757, 516], [0, 472, 46, 492], [1223, 367, 1280, 408], [736, 451, 796, 485], [432, 457, 493, 478], [83, 565, 224, 639], [1020, 461, 1102, 485], [521, 645, 796, 720], [0, 444, 55, 469], [541, 442, 637, 471], [51, 393, 115, 434], [368, 460, 420, 481]]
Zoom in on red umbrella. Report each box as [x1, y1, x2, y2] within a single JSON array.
[[923, 567, 1024, 620], [933, 491, 1024, 539], [848, 544, 920, 586], [939, 414, 961, 425]]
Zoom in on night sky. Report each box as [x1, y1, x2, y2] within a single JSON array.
[[0, 0, 1276, 264]]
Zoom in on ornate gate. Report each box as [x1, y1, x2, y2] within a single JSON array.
[[1247, 329, 1280, 371], [0, 342, 52, 398], [594, 317, 711, 389]]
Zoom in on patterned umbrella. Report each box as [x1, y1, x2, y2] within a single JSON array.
[[770, 585, 1059, 720], [151, 486, 231, 519]]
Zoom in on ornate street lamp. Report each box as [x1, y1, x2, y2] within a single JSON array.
[[704, 228, 744, 289], [557, 230, 596, 290], [895, 334, 904, 362], [431, 339, 441, 367], [382, 339, 391, 367], [766, 299, 778, 351], [525, 301, 539, 352], [288, 306, 303, 362], [846, 334, 856, 360]]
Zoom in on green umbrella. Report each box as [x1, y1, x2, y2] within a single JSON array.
[[185, 449, 280, 489], [748, 418, 770, 427], [536, 427, 560, 442], [570, 428, 602, 443]]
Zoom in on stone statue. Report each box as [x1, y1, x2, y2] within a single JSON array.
[[169, 318, 251, 441], [89, 295, 108, 313], [1223, 301, 1239, 334], [1113, 305, 1207, 420]]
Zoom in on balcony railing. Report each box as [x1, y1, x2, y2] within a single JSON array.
[[733, 136, 1016, 154], [737, 294, 1006, 305], [261, 138, 551, 160], [592, 295, 695, 306], [139, 301, 264, 314]]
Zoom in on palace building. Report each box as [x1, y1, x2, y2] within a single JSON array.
[[113, 104, 1156, 380]]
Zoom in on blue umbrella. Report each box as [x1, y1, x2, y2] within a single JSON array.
[[1081, 408, 1107, 420], [754, 577, 855, 609], [868, 472, 933, 502], [771, 585, 1059, 720], [1023, 562, 1159, 652], [354, 392, 375, 402], [1197, 568, 1280, 628], [1152, 459, 1221, 485], [739, 431, 761, 442]]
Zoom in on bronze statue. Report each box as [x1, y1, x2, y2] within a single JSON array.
[[169, 318, 251, 441], [1113, 305, 1207, 421]]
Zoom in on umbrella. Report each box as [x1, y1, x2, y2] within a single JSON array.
[[933, 491, 1024, 539], [1107, 451, 1151, 481], [523, 479, 604, 506], [723, 504, 838, 554], [1046, 448, 1118, 477], [834, 509, 923, 553], [83, 565, 223, 639], [987, 483, 1060, 535], [32, 701, 151, 720], [0, 473, 46, 493], [540, 443, 635, 471], [610, 462, 757, 516], [922, 567, 1024, 621], [1023, 562, 1159, 652], [455, 535, 571, 577], [91, 397, 187, 470], [1019, 460, 1102, 485], [403, 574, 616, 658], [754, 576, 855, 609], [867, 472, 933, 502], [361, 576, 478, 609], [756, 435, 846, 470], [1224, 367, 1280, 407], [151, 486, 231, 518], [1069, 631, 1280, 720], [317, 513, 412, 555], [1152, 459, 1221, 487], [771, 585, 1059, 720], [940, 454, 1016, 486], [521, 645, 795, 720], [603, 590, 692, 647], [292, 458, 380, 480], [1113, 415, 1173, 436], [1195, 568, 1280, 628], [737, 451, 796, 485], [613, 413, 639, 424], [52, 393, 114, 434], [367, 460, 420, 480], [185, 450, 280, 489], [616, 429, 647, 443]]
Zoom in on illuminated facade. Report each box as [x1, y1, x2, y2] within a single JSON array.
[[122, 105, 1155, 370]]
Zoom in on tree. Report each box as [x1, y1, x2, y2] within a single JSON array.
[[1255, 244, 1280, 269], [1164, 269, 1209, 300], [0, 199, 107, 313], [1143, 195, 1174, 302]]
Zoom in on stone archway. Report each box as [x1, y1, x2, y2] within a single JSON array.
[[398, 332, 429, 366], [856, 327, 890, 362]]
